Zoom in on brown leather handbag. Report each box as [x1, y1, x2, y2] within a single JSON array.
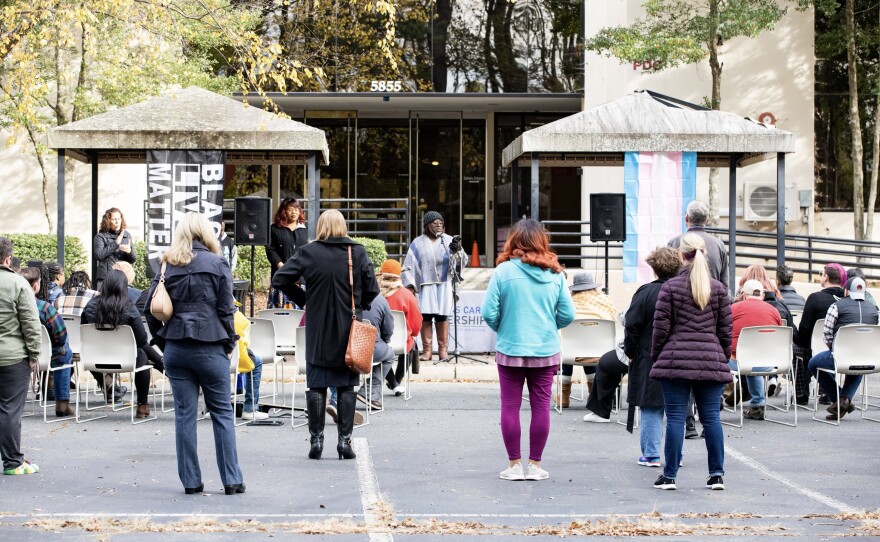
[[150, 261, 174, 323], [344, 246, 376, 374]]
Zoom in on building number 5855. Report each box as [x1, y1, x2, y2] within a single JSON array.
[[370, 81, 402, 92]]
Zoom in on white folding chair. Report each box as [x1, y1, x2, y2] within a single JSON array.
[[810, 319, 827, 360], [814, 324, 880, 425], [248, 318, 287, 407], [77, 324, 155, 424], [389, 310, 411, 401], [60, 314, 81, 358], [723, 326, 796, 428], [557, 319, 616, 415], [257, 308, 304, 355], [790, 310, 803, 329], [25, 326, 75, 423], [290, 326, 308, 429]]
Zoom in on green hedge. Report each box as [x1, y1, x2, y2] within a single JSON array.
[[234, 246, 272, 290], [1, 234, 88, 273], [132, 240, 150, 290], [352, 237, 388, 270]]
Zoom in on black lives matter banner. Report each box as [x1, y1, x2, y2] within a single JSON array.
[[146, 150, 225, 274]]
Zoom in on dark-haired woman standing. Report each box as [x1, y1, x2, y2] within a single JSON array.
[[81, 270, 154, 418], [94, 208, 135, 288], [266, 197, 308, 308], [481, 219, 575, 482]]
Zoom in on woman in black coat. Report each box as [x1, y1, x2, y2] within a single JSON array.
[[93, 207, 136, 287], [272, 209, 379, 461], [623, 247, 681, 467], [266, 197, 308, 308]]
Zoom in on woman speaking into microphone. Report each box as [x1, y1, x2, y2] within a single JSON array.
[[401, 211, 465, 362]]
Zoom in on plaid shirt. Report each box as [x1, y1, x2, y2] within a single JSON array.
[[54, 288, 99, 316], [36, 299, 68, 367]]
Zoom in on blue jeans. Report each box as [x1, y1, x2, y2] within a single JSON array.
[[243, 353, 263, 413], [727, 359, 767, 407], [51, 348, 73, 401], [164, 340, 243, 489], [660, 379, 726, 480], [808, 350, 863, 401], [639, 406, 664, 459]]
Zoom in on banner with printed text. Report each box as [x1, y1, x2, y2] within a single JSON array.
[[146, 150, 226, 274]]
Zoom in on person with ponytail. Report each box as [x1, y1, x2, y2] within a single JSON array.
[[650, 233, 732, 492]]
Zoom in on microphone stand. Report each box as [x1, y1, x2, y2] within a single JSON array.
[[435, 236, 487, 380]]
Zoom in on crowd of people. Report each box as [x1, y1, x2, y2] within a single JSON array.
[[0, 198, 876, 497]]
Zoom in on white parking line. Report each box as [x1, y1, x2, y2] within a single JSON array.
[[353, 437, 393, 542], [725, 444, 859, 514]]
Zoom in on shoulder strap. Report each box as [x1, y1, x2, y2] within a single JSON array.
[[348, 246, 356, 321], [159, 261, 167, 282]]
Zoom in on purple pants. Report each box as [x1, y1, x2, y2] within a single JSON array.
[[497, 364, 557, 462]]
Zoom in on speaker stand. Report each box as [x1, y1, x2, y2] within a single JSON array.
[[603, 240, 610, 295], [248, 247, 256, 317]]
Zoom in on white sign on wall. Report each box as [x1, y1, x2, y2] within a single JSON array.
[[416, 290, 497, 354]]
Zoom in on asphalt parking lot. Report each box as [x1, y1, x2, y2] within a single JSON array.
[[1, 359, 878, 540]]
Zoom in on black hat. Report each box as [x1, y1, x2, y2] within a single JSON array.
[[423, 211, 443, 226]]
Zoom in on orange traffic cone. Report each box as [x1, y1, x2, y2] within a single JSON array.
[[470, 240, 481, 267]]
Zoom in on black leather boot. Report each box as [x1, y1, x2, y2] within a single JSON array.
[[336, 389, 357, 460], [306, 389, 327, 459]]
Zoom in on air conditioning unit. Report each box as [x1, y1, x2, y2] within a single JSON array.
[[743, 183, 798, 222]]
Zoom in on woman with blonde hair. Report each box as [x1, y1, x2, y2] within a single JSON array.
[[273, 209, 379, 460], [650, 233, 732, 491], [145, 212, 244, 496]]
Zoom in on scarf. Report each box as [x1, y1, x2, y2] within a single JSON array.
[[379, 273, 403, 298]]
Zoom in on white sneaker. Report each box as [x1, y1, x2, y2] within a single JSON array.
[[525, 463, 549, 481], [500, 463, 525, 481], [583, 411, 611, 423], [241, 410, 269, 420], [392, 386, 405, 397]]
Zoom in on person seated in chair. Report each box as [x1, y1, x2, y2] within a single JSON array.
[[21, 268, 74, 417], [728, 280, 782, 421], [356, 283, 396, 410], [232, 302, 266, 420], [559, 271, 616, 410], [808, 277, 879, 420], [377, 259, 422, 396]]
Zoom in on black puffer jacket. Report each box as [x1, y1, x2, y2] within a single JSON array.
[[650, 268, 733, 383]]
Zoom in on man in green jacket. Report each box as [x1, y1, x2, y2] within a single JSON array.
[[0, 236, 42, 475]]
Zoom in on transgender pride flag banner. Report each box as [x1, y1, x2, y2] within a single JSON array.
[[623, 151, 697, 283]]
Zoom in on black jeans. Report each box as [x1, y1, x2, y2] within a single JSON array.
[[385, 345, 418, 389], [0, 358, 31, 470], [585, 350, 628, 418]]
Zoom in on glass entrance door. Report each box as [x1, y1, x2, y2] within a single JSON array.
[[411, 114, 486, 260]]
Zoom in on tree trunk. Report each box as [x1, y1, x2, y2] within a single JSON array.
[[867, 5, 880, 247], [432, 0, 452, 92], [846, 0, 865, 244], [707, 0, 722, 226]]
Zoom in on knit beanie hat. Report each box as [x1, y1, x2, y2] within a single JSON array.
[[423, 211, 443, 226], [380, 259, 402, 276]]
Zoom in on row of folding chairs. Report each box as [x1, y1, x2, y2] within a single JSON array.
[[557, 318, 880, 429]]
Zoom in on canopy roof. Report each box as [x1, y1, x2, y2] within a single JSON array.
[[501, 90, 795, 167], [48, 86, 329, 165]]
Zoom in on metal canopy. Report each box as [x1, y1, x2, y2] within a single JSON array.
[[47, 86, 330, 268], [500, 90, 798, 293]]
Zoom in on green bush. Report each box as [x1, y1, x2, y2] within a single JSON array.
[[131, 240, 150, 290], [234, 246, 272, 291], [352, 237, 388, 270], [2, 233, 88, 273]]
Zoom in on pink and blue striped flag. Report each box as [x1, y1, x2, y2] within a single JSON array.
[[623, 151, 697, 283]]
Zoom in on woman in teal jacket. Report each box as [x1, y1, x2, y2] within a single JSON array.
[[482, 219, 575, 482]]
